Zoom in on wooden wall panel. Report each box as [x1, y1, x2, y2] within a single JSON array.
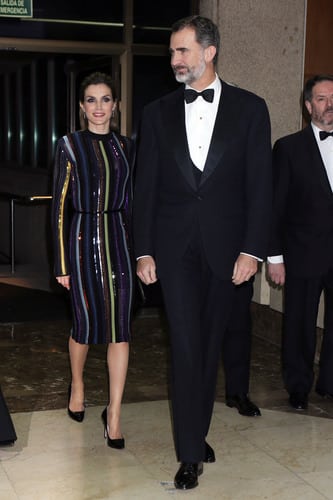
[[304, 0, 333, 81]]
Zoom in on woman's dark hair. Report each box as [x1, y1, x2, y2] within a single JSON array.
[[79, 72, 118, 131], [303, 74, 333, 102], [171, 15, 220, 66]]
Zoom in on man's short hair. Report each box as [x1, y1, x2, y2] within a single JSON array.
[[171, 15, 220, 66], [304, 74, 333, 102]]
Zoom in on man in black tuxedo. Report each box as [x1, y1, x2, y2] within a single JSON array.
[[134, 15, 272, 489], [268, 74, 333, 411]]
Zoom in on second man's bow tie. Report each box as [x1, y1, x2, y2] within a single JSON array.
[[319, 130, 333, 140], [184, 88, 214, 104]]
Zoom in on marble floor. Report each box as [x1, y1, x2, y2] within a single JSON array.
[[1, 266, 333, 499], [2, 401, 333, 500]]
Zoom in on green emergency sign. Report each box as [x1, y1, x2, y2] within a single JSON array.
[[0, 0, 32, 18]]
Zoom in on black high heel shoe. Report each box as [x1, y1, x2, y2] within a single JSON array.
[[101, 407, 125, 449], [67, 384, 85, 423]]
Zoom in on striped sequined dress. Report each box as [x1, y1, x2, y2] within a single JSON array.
[[52, 129, 134, 344]]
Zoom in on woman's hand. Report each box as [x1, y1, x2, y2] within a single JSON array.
[[56, 275, 70, 290]]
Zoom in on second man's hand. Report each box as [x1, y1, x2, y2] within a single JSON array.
[[268, 262, 286, 286]]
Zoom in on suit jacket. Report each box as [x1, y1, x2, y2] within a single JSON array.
[[270, 125, 333, 277], [133, 80, 272, 280]]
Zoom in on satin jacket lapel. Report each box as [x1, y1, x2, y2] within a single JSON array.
[[161, 87, 197, 191], [201, 80, 231, 185], [304, 125, 333, 198]]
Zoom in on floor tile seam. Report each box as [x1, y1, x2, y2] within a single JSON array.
[[269, 409, 333, 425], [212, 403, 315, 426], [284, 470, 331, 499], [249, 406, 333, 422], [16, 401, 315, 424], [9, 401, 333, 424], [297, 470, 332, 500], [10, 400, 170, 418], [0, 462, 19, 498]]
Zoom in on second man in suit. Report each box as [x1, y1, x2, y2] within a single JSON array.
[[268, 74, 333, 411], [134, 15, 272, 490]]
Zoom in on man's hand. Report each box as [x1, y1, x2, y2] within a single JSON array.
[[268, 262, 285, 286], [232, 254, 258, 285], [136, 256, 158, 285]]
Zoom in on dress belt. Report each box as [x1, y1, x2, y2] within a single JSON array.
[[75, 209, 122, 214]]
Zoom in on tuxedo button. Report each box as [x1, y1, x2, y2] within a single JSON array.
[[197, 195, 202, 200]]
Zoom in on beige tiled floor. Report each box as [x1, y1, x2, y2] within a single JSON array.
[[1, 267, 333, 499], [1, 401, 333, 499]]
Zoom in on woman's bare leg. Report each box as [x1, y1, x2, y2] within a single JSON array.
[[106, 342, 129, 438], [68, 336, 89, 411]]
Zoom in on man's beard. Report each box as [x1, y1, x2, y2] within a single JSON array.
[[172, 59, 206, 85], [312, 108, 333, 127]]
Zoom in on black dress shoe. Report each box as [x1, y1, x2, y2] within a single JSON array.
[[226, 394, 261, 416], [101, 408, 125, 449], [67, 384, 85, 423], [204, 441, 215, 463], [174, 462, 203, 490], [288, 392, 308, 410]]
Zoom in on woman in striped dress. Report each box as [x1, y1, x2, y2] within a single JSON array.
[[52, 72, 134, 449]]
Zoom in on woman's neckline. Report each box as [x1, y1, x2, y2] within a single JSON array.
[[85, 129, 113, 139]]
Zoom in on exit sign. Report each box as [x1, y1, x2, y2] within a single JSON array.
[[0, 0, 32, 18]]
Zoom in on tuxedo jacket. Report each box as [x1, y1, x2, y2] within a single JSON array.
[[133, 80, 272, 280], [270, 125, 333, 278]]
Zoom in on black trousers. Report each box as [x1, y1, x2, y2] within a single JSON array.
[[0, 386, 17, 444], [223, 279, 254, 396], [283, 268, 333, 395], [158, 236, 235, 463]]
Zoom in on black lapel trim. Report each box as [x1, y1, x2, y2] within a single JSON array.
[[200, 80, 233, 185], [161, 86, 197, 190]]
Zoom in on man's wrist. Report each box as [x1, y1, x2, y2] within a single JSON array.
[[267, 255, 284, 264], [240, 252, 262, 262]]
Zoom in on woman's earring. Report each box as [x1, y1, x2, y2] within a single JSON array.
[[83, 112, 86, 120]]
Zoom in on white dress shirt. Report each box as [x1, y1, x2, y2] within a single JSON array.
[[312, 122, 333, 190], [185, 75, 221, 170]]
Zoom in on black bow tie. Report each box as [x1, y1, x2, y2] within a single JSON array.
[[319, 130, 333, 140], [184, 88, 214, 104]]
